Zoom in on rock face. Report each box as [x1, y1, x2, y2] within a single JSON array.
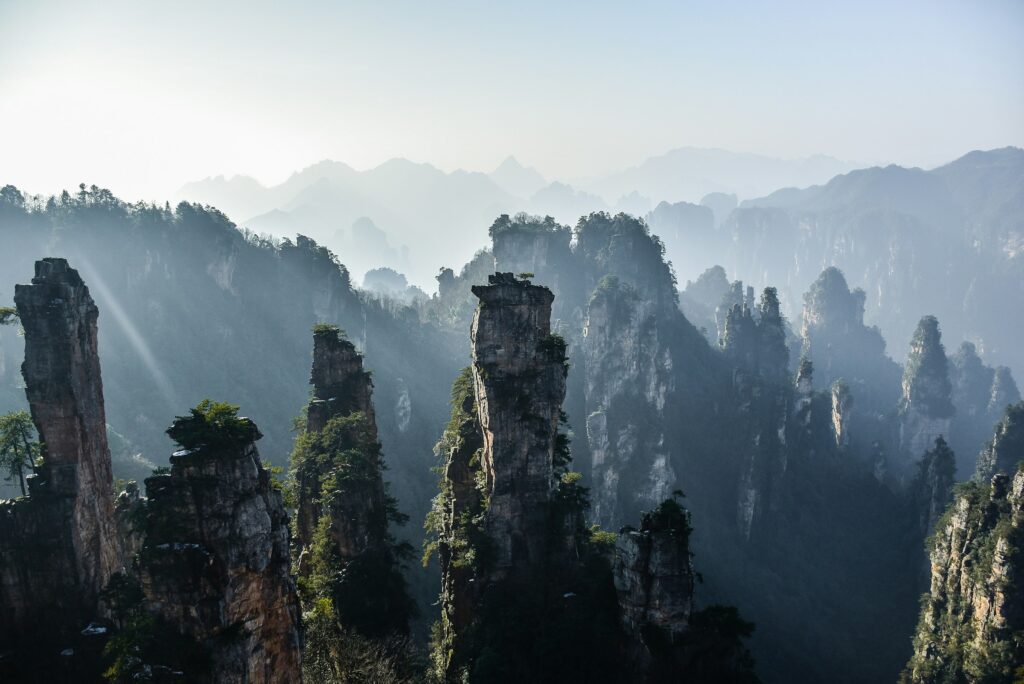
[[576, 214, 691, 528], [432, 368, 485, 679], [14, 257, 119, 601], [470, 272, 566, 578], [289, 325, 412, 641], [613, 497, 695, 672], [831, 380, 853, 448], [0, 258, 120, 671], [911, 437, 955, 539], [975, 401, 1024, 481], [800, 267, 902, 415], [138, 409, 302, 683], [722, 289, 791, 539], [294, 325, 387, 561], [584, 274, 677, 525], [900, 316, 955, 470], [902, 464, 1024, 682], [949, 342, 1021, 478]]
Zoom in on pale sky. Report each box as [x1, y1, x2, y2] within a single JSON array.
[[1, 0, 1022, 201]]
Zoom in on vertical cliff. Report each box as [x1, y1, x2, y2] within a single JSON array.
[[613, 495, 695, 672], [577, 214, 700, 528], [613, 493, 759, 684], [949, 342, 1021, 479], [799, 267, 902, 414], [911, 436, 955, 539], [130, 402, 302, 683], [902, 463, 1024, 683], [975, 401, 1024, 481], [430, 272, 628, 683], [900, 316, 955, 470], [293, 325, 384, 558], [0, 258, 120, 677], [584, 274, 677, 525], [724, 288, 791, 540], [428, 368, 486, 681], [14, 257, 119, 601], [470, 272, 566, 578], [289, 324, 413, 641]]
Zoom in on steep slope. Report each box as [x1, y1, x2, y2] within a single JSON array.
[[728, 148, 1024, 380], [902, 453, 1024, 682]]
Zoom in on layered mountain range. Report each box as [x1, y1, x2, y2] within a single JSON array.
[[0, 146, 1021, 682]]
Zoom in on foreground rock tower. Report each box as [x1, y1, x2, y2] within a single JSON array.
[[293, 324, 389, 569], [470, 272, 567, 578], [902, 464, 1023, 682], [613, 495, 696, 674], [15, 258, 119, 599], [138, 406, 302, 682], [0, 258, 120, 667]]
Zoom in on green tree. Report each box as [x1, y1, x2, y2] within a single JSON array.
[[0, 411, 39, 496], [0, 306, 18, 325]]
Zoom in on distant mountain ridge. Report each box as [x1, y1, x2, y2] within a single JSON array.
[[174, 147, 867, 288], [579, 147, 860, 205]]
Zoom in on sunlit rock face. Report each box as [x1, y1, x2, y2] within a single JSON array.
[[0, 260, 116, 647], [470, 272, 566, 578], [15, 258, 119, 599], [902, 464, 1024, 683], [139, 420, 302, 684], [294, 326, 388, 565]]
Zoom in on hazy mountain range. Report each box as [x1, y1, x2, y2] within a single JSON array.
[[175, 147, 859, 287]]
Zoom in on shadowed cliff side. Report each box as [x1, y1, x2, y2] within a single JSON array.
[[0, 258, 121, 679], [902, 411, 1024, 683]]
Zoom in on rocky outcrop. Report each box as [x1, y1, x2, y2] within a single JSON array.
[[799, 267, 902, 414], [489, 214, 576, 320], [289, 325, 412, 641], [831, 380, 853, 448], [14, 257, 119, 600], [576, 214, 695, 528], [433, 273, 642, 682], [900, 316, 955, 470], [430, 368, 485, 680], [988, 367, 1020, 417], [949, 342, 1021, 478], [584, 275, 677, 526], [613, 496, 695, 672], [470, 272, 566, 577], [293, 325, 386, 559], [902, 465, 1024, 683], [137, 406, 302, 683], [911, 437, 955, 539], [0, 258, 121, 675], [724, 289, 792, 539], [975, 401, 1024, 481]]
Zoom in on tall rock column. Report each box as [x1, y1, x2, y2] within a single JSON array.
[[613, 495, 695, 673], [900, 316, 954, 469], [137, 404, 302, 683], [293, 325, 387, 558], [289, 325, 413, 640], [902, 464, 1024, 682], [13, 257, 118, 605], [470, 272, 566, 579]]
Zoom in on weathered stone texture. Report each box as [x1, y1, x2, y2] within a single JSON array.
[[470, 272, 565, 578], [139, 428, 302, 683]]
